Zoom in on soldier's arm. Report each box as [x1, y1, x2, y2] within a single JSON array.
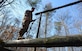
[[31, 7, 35, 12], [30, 19, 36, 22]]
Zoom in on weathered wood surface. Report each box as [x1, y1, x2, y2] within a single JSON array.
[[0, 35, 82, 47]]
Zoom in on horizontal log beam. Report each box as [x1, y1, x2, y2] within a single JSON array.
[[35, 1, 82, 15], [0, 35, 82, 47], [0, 47, 12, 51]]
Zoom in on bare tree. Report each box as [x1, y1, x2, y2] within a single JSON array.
[[0, 0, 14, 8]]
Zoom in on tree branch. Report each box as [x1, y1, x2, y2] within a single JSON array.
[[0, 0, 4, 4], [0, 0, 14, 8], [35, 1, 82, 15], [1, 34, 82, 47]]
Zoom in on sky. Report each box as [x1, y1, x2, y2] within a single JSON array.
[[9, 0, 79, 20], [1, 0, 82, 37], [41, 0, 80, 35], [42, 0, 77, 7], [7, 0, 82, 36], [12, 0, 78, 17], [0, 0, 81, 50]]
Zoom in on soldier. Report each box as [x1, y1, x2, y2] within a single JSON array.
[[18, 7, 35, 40]]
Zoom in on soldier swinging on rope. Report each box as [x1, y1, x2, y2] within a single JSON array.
[[18, 7, 35, 40]]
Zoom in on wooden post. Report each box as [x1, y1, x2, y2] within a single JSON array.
[[34, 13, 42, 51], [36, 13, 42, 38]]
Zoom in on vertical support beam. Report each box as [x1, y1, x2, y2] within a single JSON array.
[[34, 13, 42, 51], [36, 13, 42, 38]]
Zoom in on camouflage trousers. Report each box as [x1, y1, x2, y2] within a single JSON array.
[[19, 20, 30, 37]]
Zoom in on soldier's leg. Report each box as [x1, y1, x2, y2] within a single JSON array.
[[18, 21, 30, 40], [22, 21, 30, 33], [18, 28, 25, 40], [19, 28, 25, 37], [18, 22, 26, 40]]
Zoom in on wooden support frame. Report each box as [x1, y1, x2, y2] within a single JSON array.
[[35, 1, 82, 15]]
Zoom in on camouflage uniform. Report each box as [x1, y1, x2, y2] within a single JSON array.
[[18, 10, 32, 39]]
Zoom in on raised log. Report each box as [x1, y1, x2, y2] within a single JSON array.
[[0, 35, 82, 47]]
